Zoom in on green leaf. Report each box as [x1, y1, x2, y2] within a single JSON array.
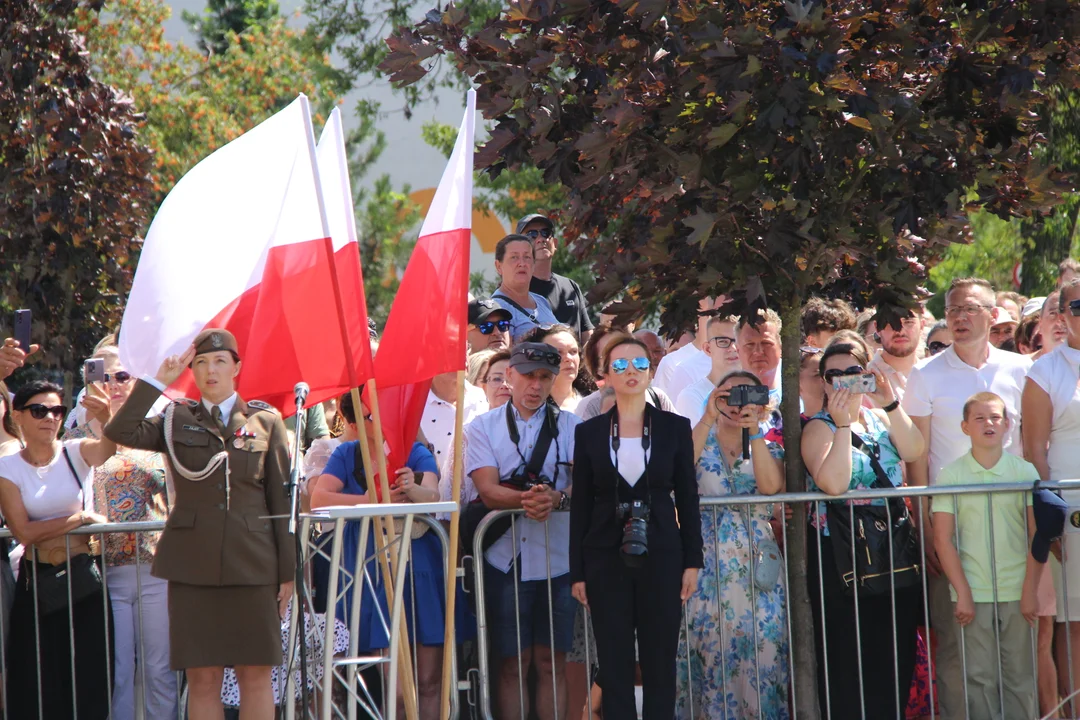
[[706, 123, 740, 149]]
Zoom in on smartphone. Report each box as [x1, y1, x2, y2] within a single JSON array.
[[833, 373, 877, 394], [83, 358, 105, 384], [13, 309, 31, 351]]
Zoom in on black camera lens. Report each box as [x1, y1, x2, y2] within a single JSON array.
[[618, 500, 650, 568]]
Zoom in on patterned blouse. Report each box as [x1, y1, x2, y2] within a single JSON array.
[[65, 424, 169, 566]]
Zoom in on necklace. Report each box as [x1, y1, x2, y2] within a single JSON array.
[[22, 443, 58, 467]]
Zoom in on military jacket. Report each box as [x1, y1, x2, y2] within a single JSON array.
[[105, 379, 296, 586]]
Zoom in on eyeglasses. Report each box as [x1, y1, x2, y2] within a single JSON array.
[[104, 371, 133, 384], [708, 336, 736, 349], [484, 373, 508, 386], [524, 228, 554, 240], [517, 347, 561, 367], [822, 366, 864, 384], [944, 304, 991, 317], [21, 404, 67, 420], [927, 341, 951, 355], [611, 356, 651, 374], [476, 319, 511, 335]]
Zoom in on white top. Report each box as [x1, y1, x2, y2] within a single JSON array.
[[902, 344, 1031, 484], [422, 384, 489, 466], [464, 402, 582, 580], [203, 392, 238, 421], [662, 347, 711, 407], [1026, 344, 1080, 482], [609, 437, 649, 487], [675, 376, 716, 426], [0, 440, 93, 521], [652, 342, 699, 397]]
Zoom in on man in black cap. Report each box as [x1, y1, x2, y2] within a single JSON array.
[[518, 214, 595, 343], [468, 297, 513, 353]]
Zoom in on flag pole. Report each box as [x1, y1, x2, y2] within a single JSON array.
[[350, 387, 420, 719], [440, 369, 466, 719]]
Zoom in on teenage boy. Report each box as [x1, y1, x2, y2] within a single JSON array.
[[932, 391, 1041, 720]]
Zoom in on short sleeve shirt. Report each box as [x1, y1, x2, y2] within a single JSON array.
[[492, 291, 560, 343], [931, 451, 1037, 602], [323, 441, 439, 496], [530, 273, 594, 337], [0, 440, 93, 521], [902, 345, 1031, 484]]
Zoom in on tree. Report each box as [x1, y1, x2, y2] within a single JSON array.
[[0, 0, 154, 379], [382, 3, 1079, 715], [183, 0, 282, 56]]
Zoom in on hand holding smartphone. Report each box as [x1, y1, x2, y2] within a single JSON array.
[[13, 309, 31, 351], [84, 358, 106, 384]]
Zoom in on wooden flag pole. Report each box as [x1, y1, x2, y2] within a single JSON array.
[[439, 370, 466, 719], [350, 387, 419, 720]]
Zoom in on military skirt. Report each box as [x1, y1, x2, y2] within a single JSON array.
[[168, 582, 281, 669]]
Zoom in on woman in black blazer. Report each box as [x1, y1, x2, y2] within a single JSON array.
[[569, 332, 703, 719]]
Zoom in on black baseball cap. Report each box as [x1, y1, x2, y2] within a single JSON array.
[[516, 214, 554, 234], [468, 298, 512, 326], [1032, 489, 1068, 563], [509, 342, 562, 375]]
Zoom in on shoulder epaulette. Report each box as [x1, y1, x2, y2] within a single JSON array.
[[247, 399, 275, 413], [173, 398, 199, 408]]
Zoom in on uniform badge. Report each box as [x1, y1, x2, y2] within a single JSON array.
[[211, 333, 223, 349], [247, 399, 275, 413], [182, 424, 208, 433], [234, 437, 245, 449]]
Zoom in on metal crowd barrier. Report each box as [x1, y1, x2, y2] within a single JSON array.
[[463, 480, 1080, 720]]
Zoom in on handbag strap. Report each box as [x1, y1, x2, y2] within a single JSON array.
[[849, 427, 894, 491], [61, 445, 88, 512], [493, 291, 539, 321]]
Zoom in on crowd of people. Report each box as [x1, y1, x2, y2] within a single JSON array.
[[2, 214, 1080, 720]]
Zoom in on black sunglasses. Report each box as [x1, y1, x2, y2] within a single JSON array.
[[927, 341, 951, 355], [822, 366, 864, 384], [104, 371, 133, 384], [477, 319, 511, 335], [517, 347, 561, 367], [524, 228, 554, 240], [21, 404, 68, 420]]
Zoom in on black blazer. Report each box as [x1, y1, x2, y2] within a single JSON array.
[[569, 404, 703, 584]]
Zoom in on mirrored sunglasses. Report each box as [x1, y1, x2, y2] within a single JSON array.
[[525, 228, 554, 240], [611, 356, 651, 374], [23, 404, 67, 420], [477, 319, 511, 335]]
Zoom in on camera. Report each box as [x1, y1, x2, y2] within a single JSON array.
[[504, 469, 553, 491], [726, 384, 770, 407], [616, 499, 650, 568]]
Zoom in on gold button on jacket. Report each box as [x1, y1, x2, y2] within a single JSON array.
[[105, 379, 296, 587]]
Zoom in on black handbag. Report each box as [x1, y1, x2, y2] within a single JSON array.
[[30, 447, 103, 615], [826, 430, 921, 596]]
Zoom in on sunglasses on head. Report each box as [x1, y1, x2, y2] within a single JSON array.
[[927, 341, 951, 355], [822, 366, 864, 384], [611, 356, 651, 374], [519, 347, 562, 367], [477, 319, 511, 335], [22, 404, 67, 420], [524, 228, 554, 240]]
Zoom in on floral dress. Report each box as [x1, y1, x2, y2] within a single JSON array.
[[675, 433, 790, 720]]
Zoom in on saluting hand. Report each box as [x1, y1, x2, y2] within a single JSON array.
[[154, 345, 196, 386], [81, 382, 111, 425], [278, 581, 295, 620]]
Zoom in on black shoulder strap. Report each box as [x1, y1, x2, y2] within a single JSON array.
[[849, 430, 893, 490], [353, 441, 367, 492], [62, 446, 83, 491], [493, 291, 536, 319], [505, 401, 559, 482], [647, 387, 660, 407]]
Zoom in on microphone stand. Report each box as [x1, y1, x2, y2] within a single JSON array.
[[287, 391, 310, 717]]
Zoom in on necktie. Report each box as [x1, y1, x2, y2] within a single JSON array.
[[211, 405, 225, 432]]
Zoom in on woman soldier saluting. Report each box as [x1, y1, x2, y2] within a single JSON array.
[[105, 329, 295, 720]]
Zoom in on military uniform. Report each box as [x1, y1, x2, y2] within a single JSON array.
[[104, 330, 295, 669]]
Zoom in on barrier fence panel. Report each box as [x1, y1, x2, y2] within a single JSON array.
[[462, 480, 1080, 720]]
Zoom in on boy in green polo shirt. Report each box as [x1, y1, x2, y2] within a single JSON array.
[[932, 391, 1041, 720]]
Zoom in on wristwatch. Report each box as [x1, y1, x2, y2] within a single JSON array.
[[556, 490, 571, 511]]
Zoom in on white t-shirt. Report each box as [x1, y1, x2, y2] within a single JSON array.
[[902, 345, 1031, 484], [675, 376, 716, 426], [652, 342, 699, 397], [662, 347, 711, 408], [1026, 344, 1080, 480], [0, 440, 93, 521]]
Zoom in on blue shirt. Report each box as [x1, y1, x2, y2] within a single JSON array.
[[492, 290, 560, 343], [324, 441, 439, 494]]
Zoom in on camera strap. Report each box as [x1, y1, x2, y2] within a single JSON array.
[[611, 403, 652, 508], [505, 401, 560, 486]]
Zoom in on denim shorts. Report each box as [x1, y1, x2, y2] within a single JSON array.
[[484, 563, 575, 658]]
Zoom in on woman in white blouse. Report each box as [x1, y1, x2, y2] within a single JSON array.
[[0, 379, 117, 719]]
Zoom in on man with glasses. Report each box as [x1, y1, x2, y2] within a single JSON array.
[[902, 277, 1032, 719], [675, 315, 741, 425], [654, 296, 721, 402], [519, 214, 595, 344], [466, 341, 581, 720], [867, 308, 924, 403], [467, 297, 513, 354]]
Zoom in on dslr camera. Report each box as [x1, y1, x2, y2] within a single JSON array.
[[504, 467, 553, 491], [726, 384, 770, 407], [616, 499, 650, 568]]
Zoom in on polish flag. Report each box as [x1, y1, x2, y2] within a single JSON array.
[[371, 90, 475, 470], [119, 96, 373, 414]]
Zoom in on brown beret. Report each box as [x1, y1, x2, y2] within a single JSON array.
[[191, 328, 240, 360]]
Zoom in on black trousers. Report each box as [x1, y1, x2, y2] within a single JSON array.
[[584, 547, 682, 720], [808, 529, 920, 720]]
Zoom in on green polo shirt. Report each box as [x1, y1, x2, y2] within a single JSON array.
[[931, 451, 1037, 603]]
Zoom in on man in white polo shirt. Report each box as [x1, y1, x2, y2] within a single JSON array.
[[675, 315, 741, 426], [903, 277, 1032, 719], [653, 297, 719, 401]]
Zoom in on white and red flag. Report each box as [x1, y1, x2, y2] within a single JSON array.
[[369, 90, 475, 471], [119, 96, 373, 414]]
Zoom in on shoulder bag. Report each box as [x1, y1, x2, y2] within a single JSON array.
[[31, 446, 104, 615], [826, 430, 921, 596]]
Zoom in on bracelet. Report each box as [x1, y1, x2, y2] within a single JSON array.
[[882, 399, 900, 413], [835, 424, 851, 430], [748, 431, 765, 441]]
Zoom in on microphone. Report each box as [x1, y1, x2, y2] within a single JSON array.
[[294, 382, 310, 406]]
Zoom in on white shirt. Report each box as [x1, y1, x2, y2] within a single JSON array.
[[902, 344, 1031, 484], [203, 392, 238, 422], [0, 440, 93, 521], [609, 437, 649, 487], [464, 402, 582, 580], [662, 347, 711, 406], [422, 384, 488, 466], [652, 342, 699, 397], [675, 376, 716, 426]]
